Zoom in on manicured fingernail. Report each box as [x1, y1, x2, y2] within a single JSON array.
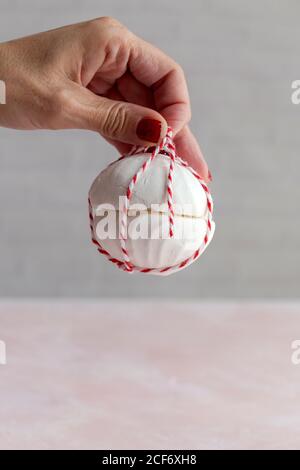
[[136, 118, 162, 143], [208, 170, 213, 182]]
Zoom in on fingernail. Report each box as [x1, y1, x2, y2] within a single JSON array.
[[208, 170, 213, 182], [136, 118, 162, 143]]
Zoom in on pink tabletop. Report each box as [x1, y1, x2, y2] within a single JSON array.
[[0, 300, 299, 450]]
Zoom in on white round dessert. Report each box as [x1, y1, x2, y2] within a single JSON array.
[[89, 153, 215, 275]]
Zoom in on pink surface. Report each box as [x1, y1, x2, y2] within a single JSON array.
[[0, 300, 300, 450]]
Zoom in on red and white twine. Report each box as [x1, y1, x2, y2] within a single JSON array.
[[88, 127, 213, 275]]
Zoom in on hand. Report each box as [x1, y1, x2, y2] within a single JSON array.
[[0, 17, 210, 181]]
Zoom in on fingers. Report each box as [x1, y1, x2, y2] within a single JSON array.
[[52, 83, 209, 181], [49, 18, 208, 176], [56, 82, 168, 147], [128, 35, 191, 134], [117, 71, 155, 108], [174, 126, 210, 182], [79, 18, 204, 173], [80, 17, 190, 136]]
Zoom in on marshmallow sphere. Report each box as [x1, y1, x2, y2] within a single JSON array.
[[89, 153, 215, 275]]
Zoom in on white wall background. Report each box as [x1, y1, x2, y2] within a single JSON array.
[[0, 0, 299, 298]]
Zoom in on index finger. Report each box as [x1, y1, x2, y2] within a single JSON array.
[[128, 35, 191, 134]]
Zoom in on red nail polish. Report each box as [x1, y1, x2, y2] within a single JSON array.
[[208, 170, 213, 182], [136, 118, 161, 143]]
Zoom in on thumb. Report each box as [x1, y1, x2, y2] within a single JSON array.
[[67, 86, 168, 146]]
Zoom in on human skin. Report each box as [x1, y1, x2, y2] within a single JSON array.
[[0, 17, 210, 181]]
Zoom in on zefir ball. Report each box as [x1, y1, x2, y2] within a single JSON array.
[[88, 152, 215, 275]]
